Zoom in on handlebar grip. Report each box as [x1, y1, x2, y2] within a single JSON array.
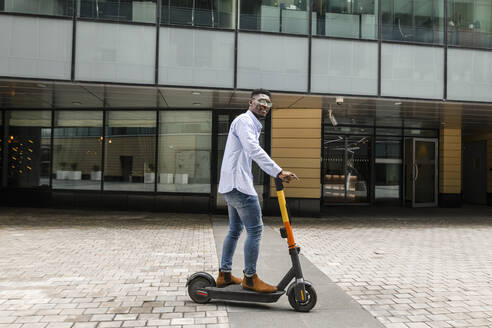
[[274, 177, 284, 191]]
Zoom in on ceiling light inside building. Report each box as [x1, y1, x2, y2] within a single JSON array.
[[37, 83, 47, 88], [72, 101, 82, 106], [192, 91, 201, 95], [193, 102, 201, 106], [394, 102, 402, 105]]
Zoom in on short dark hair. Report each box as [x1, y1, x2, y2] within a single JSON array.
[[251, 88, 271, 98]]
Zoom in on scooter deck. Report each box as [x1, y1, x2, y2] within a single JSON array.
[[204, 284, 285, 303]]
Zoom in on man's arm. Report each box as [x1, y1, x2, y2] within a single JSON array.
[[235, 117, 298, 182], [235, 117, 281, 177]]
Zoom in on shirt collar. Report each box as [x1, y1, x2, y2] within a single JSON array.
[[247, 110, 263, 132]]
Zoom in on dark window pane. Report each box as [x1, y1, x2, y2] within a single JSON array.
[[404, 129, 438, 137], [382, 0, 444, 44], [323, 134, 371, 203], [78, 0, 156, 23], [158, 111, 211, 193], [448, 0, 492, 49], [6, 111, 51, 188], [53, 111, 103, 190], [104, 111, 156, 192], [239, 0, 309, 34], [0, 0, 74, 16], [313, 0, 378, 39], [161, 0, 234, 29], [375, 137, 401, 202]]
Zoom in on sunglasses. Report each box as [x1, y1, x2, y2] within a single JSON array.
[[256, 98, 273, 107]]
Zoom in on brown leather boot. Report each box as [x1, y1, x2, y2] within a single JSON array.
[[216, 271, 242, 287], [241, 274, 277, 293]]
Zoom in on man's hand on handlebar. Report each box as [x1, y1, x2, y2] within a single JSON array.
[[278, 170, 299, 183]]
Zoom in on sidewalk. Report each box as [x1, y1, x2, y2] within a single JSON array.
[[212, 217, 384, 328]]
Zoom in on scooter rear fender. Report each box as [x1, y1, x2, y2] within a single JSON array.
[[186, 272, 216, 287]]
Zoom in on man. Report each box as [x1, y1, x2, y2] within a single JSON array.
[[216, 88, 298, 293]]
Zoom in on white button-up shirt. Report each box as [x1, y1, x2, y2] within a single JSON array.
[[218, 110, 282, 196]]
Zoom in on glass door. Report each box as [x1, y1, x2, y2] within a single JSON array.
[[375, 137, 402, 204], [323, 134, 371, 203], [404, 138, 438, 207], [214, 110, 266, 210]]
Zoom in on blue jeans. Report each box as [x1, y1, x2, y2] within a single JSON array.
[[220, 189, 263, 277]]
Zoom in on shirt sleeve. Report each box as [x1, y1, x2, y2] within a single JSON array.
[[234, 117, 282, 178]]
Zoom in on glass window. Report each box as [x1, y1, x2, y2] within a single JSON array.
[[104, 111, 156, 192], [404, 129, 438, 137], [78, 0, 156, 23], [375, 137, 402, 203], [6, 111, 51, 188], [161, 0, 234, 29], [382, 0, 444, 44], [311, 39, 378, 95], [75, 22, 156, 84], [0, 114, 3, 187], [0, 17, 72, 80], [376, 128, 402, 136], [323, 134, 371, 203], [239, 0, 309, 34], [52, 111, 103, 190], [447, 48, 492, 102], [0, 0, 73, 16], [448, 0, 492, 49], [237, 33, 309, 92], [313, 0, 378, 39], [381, 43, 444, 99], [158, 111, 211, 193], [159, 28, 234, 88]]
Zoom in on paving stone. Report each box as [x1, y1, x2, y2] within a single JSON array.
[[406, 323, 431, 328], [171, 318, 194, 325], [195, 318, 217, 324], [72, 323, 97, 328], [45, 324, 74, 328], [20, 324, 48, 328], [97, 321, 122, 328], [121, 320, 146, 327], [113, 315, 137, 321], [146, 319, 171, 326], [89, 314, 114, 321], [0, 317, 16, 324]]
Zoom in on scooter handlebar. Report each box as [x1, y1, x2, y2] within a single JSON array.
[[274, 177, 284, 191]]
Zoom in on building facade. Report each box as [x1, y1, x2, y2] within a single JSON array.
[[0, 0, 491, 215]]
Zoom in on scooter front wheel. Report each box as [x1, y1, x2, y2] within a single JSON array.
[[187, 274, 214, 304], [287, 283, 317, 312]]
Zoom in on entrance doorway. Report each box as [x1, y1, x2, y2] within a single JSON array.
[[463, 140, 487, 204], [213, 109, 267, 210], [404, 138, 438, 207]]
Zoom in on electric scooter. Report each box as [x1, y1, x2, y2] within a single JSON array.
[[186, 178, 317, 312]]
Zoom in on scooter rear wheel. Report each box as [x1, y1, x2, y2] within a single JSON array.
[[288, 283, 317, 312], [188, 276, 213, 304]]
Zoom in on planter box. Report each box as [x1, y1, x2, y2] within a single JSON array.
[[159, 173, 173, 184], [175, 173, 188, 184], [90, 171, 102, 181], [66, 171, 82, 180], [56, 170, 69, 180], [144, 172, 155, 184]]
